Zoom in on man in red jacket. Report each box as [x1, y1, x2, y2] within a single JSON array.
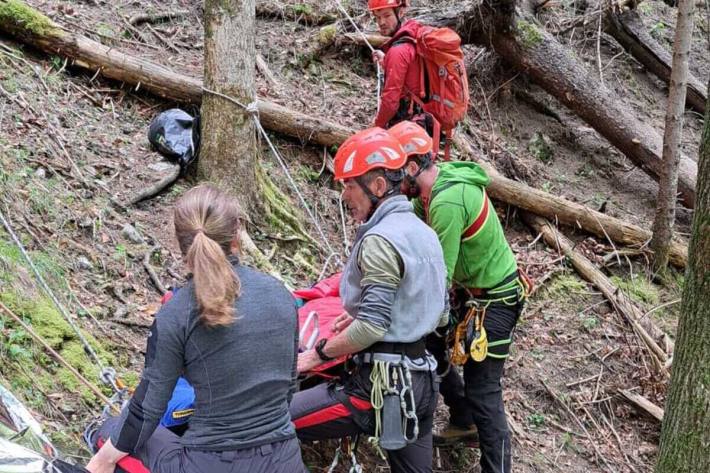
[[369, 0, 423, 129]]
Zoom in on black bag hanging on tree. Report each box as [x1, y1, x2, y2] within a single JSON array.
[[147, 109, 200, 174]]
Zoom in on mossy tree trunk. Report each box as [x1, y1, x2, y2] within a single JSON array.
[[650, 0, 695, 273], [199, 0, 260, 216], [656, 82, 710, 473]]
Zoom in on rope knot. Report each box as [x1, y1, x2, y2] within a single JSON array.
[[246, 101, 259, 116]]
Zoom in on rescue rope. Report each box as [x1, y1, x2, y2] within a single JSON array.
[[369, 359, 393, 441], [201, 87, 341, 270], [331, 0, 383, 113], [338, 190, 350, 255], [0, 209, 121, 394]]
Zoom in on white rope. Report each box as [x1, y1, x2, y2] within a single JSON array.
[[332, 0, 383, 113], [338, 190, 350, 255], [202, 87, 341, 268], [0, 208, 119, 392]]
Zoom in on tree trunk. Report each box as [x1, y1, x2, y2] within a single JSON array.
[[605, 8, 706, 114], [650, 0, 695, 272], [656, 79, 710, 473], [199, 0, 259, 214]]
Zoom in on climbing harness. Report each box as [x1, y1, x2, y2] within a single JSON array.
[[450, 272, 532, 365], [332, 0, 383, 112], [200, 88, 342, 273], [368, 354, 418, 450], [327, 435, 364, 473], [0, 209, 122, 395]]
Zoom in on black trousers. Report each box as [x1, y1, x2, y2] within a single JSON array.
[[94, 416, 306, 473], [290, 364, 439, 473], [426, 298, 524, 473]]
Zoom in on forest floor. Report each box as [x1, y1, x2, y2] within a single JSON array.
[[0, 0, 707, 471]]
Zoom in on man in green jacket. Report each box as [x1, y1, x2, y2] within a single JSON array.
[[390, 121, 528, 473]]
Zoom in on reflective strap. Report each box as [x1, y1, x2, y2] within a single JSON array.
[[487, 338, 512, 348], [171, 409, 195, 419], [487, 353, 509, 359], [462, 190, 490, 241], [487, 338, 513, 360]]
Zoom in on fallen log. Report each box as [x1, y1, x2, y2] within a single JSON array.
[[126, 162, 181, 206], [522, 213, 673, 378], [256, 1, 337, 26], [618, 389, 664, 421], [337, 2, 698, 207], [0, 0, 352, 148], [453, 134, 688, 268], [128, 10, 190, 26], [605, 8, 707, 114]]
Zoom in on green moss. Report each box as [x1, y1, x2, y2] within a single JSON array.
[[0, 292, 74, 348], [610, 275, 660, 306], [318, 24, 337, 45], [544, 273, 588, 298], [120, 370, 140, 388], [516, 19, 543, 48], [291, 3, 313, 15], [257, 165, 315, 245], [0, 0, 56, 36]]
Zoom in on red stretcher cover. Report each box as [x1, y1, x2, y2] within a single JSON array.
[[293, 273, 347, 373]]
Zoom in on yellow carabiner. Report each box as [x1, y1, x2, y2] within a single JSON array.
[[469, 308, 488, 362]]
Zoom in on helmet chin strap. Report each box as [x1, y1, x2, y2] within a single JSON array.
[[394, 7, 402, 33], [404, 152, 433, 198], [355, 172, 404, 220]]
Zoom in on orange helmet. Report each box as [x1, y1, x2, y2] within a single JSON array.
[[334, 128, 407, 181], [368, 0, 405, 11], [388, 121, 433, 157]]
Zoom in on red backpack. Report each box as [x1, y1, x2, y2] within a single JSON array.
[[396, 25, 469, 159], [413, 26, 469, 131]]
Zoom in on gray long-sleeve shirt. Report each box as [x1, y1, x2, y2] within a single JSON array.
[[111, 260, 298, 453]]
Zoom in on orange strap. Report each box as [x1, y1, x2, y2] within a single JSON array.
[[450, 306, 476, 366]]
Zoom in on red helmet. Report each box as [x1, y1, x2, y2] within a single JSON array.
[[388, 121, 433, 156], [334, 128, 407, 181], [368, 0, 405, 11]]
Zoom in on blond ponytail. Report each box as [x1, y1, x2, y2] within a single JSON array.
[[174, 185, 242, 327]]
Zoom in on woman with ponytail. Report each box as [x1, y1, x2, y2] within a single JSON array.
[[87, 185, 305, 473]]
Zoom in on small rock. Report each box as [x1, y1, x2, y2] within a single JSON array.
[[113, 305, 128, 319], [34, 167, 47, 179], [121, 223, 144, 244], [76, 257, 92, 271], [148, 162, 178, 173]]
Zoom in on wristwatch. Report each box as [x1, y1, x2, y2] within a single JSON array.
[[315, 338, 334, 362]]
